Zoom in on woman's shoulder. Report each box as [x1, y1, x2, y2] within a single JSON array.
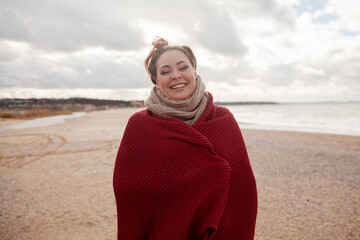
[[203, 93, 234, 120], [122, 109, 152, 135], [128, 109, 150, 124], [213, 104, 231, 113], [129, 109, 148, 118], [212, 104, 235, 119], [206, 104, 240, 128]]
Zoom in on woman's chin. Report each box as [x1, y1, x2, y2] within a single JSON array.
[[165, 90, 192, 100], [171, 93, 191, 100]]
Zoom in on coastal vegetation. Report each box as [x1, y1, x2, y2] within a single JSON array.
[[0, 109, 73, 119], [0, 98, 143, 119]]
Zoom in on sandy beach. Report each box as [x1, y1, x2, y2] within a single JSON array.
[[0, 108, 359, 240]]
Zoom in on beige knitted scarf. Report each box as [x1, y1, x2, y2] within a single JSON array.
[[145, 76, 209, 125]]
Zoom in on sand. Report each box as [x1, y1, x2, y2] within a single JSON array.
[[0, 108, 359, 240], [0, 119, 27, 129]]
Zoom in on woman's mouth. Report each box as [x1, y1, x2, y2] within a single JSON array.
[[170, 84, 187, 90]]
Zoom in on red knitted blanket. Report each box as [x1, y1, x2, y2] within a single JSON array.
[[113, 95, 257, 239]]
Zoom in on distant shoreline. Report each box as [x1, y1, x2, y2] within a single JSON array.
[[0, 98, 142, 120], [0, 98, 142, 110], [0, 97, 277, 109]]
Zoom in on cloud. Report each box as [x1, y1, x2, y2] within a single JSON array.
[[0, 40, 22, 62], [0, 0, 293, 56], [0, 87, 152, 101], [191, 1, 248, 56], [198, 60, 256, 86], [127, 0, 249, 56], [225, 0, 297, 29], [0, 8, 32, 42], [0, 1, 145, 52], [326, 0, 360, 32], [0, 48, 152, 89], [0, 0, 359, 102]]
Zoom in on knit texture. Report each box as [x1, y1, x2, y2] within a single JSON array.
[[113, 93, 257, 240]]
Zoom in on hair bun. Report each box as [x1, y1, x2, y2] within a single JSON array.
[[152, 37, 168, 49]]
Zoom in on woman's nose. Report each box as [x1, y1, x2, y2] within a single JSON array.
[[171, 71, 181, 80]]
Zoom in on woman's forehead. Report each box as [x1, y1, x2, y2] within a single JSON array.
[[157, 50, 190, 68]]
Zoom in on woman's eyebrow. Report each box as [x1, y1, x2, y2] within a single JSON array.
[[160, 61, 188, 69], [160, 65, 170, 69]]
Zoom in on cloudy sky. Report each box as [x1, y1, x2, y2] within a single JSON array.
[[0, 0, 359, 102]]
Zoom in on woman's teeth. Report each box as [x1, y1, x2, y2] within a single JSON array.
[[170, 84, 186, 89]]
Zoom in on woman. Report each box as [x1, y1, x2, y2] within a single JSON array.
[[113, 37, 257, 239]]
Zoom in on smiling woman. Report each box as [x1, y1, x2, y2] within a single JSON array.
[[144, 37, 208, 125], [113, 37, 258, 240]]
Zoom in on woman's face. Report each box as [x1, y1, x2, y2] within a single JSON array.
[[155, 50, 196, 100]]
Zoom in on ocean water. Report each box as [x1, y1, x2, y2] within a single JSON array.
[[226, 102, 360, 136], [2, 103, 359, 136]]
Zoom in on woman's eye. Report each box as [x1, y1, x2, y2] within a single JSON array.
[[161, 71, 170, 75], [180, 66, 188, 70]]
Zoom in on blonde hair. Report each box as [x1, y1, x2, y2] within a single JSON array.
[[144, 37, 197, 84]]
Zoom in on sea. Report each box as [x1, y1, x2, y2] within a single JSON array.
[[1, 103, 359, 136], [226, 102, 360, 136]]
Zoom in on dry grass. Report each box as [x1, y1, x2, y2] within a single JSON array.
[[0, 111, 15, 118], [0, 109, 73, 119]]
